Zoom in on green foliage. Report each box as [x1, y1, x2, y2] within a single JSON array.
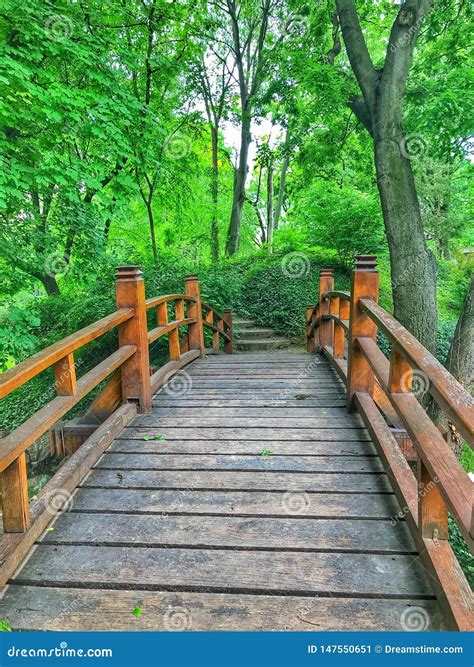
[[0, 304, 40, 372]]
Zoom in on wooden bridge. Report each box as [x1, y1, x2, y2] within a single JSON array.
[[0, 257, 472, 631]]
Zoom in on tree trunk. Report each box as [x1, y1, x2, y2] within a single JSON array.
[[429, 276, 473, 454], [274, 153, 289, 231], [226, 110, 251, 255], [445, 276, 474, 394], [39, 273, 61, 296], [266, 165, 274, 250], [373, 125, 438, 353], [335, 0, 438, 353], [145, 199, 159, 271], [210, 125, 219, 262]]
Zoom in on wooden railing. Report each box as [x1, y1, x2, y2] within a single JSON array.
[[0, 267, 232, 547], [306, 255, 473, 631]]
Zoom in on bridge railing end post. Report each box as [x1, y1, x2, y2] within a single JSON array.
[[185, 275, 205, 356], [115, 265, 151, 413]]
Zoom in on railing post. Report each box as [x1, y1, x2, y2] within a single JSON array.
[[347, 255, 379, 409], [185, 275, 205, 355], [306, 306, 315, 353], [115, 266, 151, 413], [389, 345, 448, 540], [319, 269, 334, 352], [1, 454, 30, 532], [223, 309, 233, 354]]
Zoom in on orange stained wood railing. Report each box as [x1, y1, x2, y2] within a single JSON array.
[[306, 255, 473, 631], [0, 267, 232, 571]]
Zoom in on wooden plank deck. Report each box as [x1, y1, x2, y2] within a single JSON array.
[[0, 352, 446, 631]]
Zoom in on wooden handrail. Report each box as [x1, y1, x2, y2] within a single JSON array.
[[324, 290, 350, 300], [0, 308, 134, 400], [359, 297, 474, 443], [0, 346, 136, 473], [0, 267, 232, 539], [306, 255, 473, 631], [146, 294, 197, 310]]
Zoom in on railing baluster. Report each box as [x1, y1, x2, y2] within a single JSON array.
[[306, 305, 315, 353], [223, 309, 233, 354], [334, 298, 349, 359], [175, 298, 184, 322], [319, 269, 334, 351], [347, 255, 379, 407], [330, 295, 340, 357], [115, 266, 151, 413], [54, 353, 77, 396]]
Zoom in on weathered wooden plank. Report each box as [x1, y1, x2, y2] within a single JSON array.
[[152, 399, 347, 407], [149, 406, 353, 418], [83, 469, 392, 492], [110, 439, 377, 456], [96, 453, 384, 474], [131, 416, 364, 429], [42, 513, 416, 553], [0, 586, 445, 631], [180, 381, 345, 388], [122, 427, 371, 441], [14, 545, 434, 597], [154, 389, 346, 397], [71, 487, 401, 518]]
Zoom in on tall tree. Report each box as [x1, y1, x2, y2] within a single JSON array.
[[216, 0, 277, 255], [193, 50, 234, 261], [334, 0, 438, 351]]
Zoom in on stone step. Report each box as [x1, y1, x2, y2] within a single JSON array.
[[233, 319, 256, 329], [236, 338, 291, 351], [234, 328, 275, 340]]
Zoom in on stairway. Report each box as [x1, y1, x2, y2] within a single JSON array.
[[233, 315, 291, 352]]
